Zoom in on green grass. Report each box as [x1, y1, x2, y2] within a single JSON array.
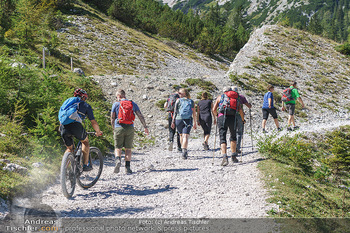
[[257, 127, 350, 217]]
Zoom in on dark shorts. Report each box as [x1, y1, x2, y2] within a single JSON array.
[[175, 118, 192, 134], [60, 122, 87, 147], [217, 115, 237, 145], [286, 103, 295, 116], [262, 108, 278, 120], [199, 114, 212, 135]]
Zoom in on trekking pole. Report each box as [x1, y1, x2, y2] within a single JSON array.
[[241, 122, 244, 163], [212, 120, 218, 166], [249, 108, 254, 151]]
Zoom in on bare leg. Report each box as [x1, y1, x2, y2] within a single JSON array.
[[81, 137, 90, 165], [204, 134, 210, 144], [274, 118, 280, 128], [115, 148, 122, 159], [262, 119, 267, 129], [125, 149, 132, 161], [230, 141, 237, 153], [220, 143, 227, 155], [182, 134, 189, 149]]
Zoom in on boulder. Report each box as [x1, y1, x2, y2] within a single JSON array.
[[73, 68, 85, 76]]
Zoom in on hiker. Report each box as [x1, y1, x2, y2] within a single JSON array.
[[231, 86, 252, 154], [171, 88, 197, 159], [281, 81, 305, 131], [59, 88, 103, 171], [111, 89, 149, 174], [196, 92, 215, 150], [213, 87, 245, 166], [262, 85, 281, 133], [164, 90, 182, 152]]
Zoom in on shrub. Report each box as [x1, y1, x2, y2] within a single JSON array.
[[156, 99, 166, 110], [257, 133, 315, 173]]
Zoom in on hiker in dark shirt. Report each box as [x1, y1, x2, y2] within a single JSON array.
[[232, 86, 252, 154], [213, 87, 245, 166], [196, 92, 216, 150], [164, 90, 181, 152]]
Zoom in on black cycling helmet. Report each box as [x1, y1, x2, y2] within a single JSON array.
[[74, 88, 88, 100]]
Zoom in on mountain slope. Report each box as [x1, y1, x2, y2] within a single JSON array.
[[228, 25, 350, 125], [165, 0, 350, 42], [57, 2, 226, 76]]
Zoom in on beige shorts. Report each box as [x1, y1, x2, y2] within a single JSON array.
[[114, 125, 135, 149], [286, 103, 296, 116]]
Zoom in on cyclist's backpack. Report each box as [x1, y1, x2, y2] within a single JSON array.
[[58, 97, 82, 125], [117, 100, 135, 124], [166, 93, 180, 113], [178, 98, 193, 119], [218, 91, 239, 116], [281, 87, 294, 102]]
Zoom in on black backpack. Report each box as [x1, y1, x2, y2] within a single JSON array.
[[166, 93, 180, 113]]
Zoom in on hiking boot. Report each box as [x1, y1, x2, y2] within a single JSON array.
[[287, 127, 293, 131], [206, 144, 210, 150], [277, 127, 282, 131], [293, 126, 300, 130], [202, 142, 207, 150], [231, 153, 239, 163], [125, 166, 133, 174], [168, 142, 173, 151], [182, 150, 188, 160], [221, 155, 228, 166], [236, 149, 241, 154], [177, 147, 182, 153], [83, 164, 93, 172], [263, 128, 268, 133], [114, 158, 121, 174]]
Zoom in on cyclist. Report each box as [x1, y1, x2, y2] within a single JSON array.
[[59, 88, 103, 171]]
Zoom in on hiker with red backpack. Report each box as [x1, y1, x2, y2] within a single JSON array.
[[231, 86, 252, 154], [281, 81, 305, 131], [171, 88, 197, 159], [262, 85, 281, 133], [213, 87, 245, 166], [164, 90, 182, 152], [111, 89, 149, 174]]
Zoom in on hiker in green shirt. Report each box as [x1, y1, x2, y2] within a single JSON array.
[[281, 81, 305, 131]]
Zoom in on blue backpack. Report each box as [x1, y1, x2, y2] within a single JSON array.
[[178, 98, 193, 119], [58, 97, 83, 125]]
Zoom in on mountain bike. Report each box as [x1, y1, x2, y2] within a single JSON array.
[[60, 132, 103, 198]]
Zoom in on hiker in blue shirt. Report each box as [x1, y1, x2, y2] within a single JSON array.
[[262, 85, 281, 133], [59, 88, 103, 171], [171, 88, 197, 159], [111, 89, 149, 174]]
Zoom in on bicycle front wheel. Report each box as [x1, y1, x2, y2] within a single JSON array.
[[77, 147, 103, 189], [60, 152, 76, 199]]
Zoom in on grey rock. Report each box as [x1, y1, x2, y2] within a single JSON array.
[[32, 162, 44, 168], [3, 163, 28, 175], [73, 68, 85, 76]]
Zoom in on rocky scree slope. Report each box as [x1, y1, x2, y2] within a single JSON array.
[[57, 2, 226, 76], [228, 25, 350, 131]]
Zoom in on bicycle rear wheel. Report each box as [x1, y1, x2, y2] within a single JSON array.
[[77, 147, 103, 189], [60, 152, 76, 199]]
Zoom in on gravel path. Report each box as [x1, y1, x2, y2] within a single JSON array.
[[41, 131, 275, 218]]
